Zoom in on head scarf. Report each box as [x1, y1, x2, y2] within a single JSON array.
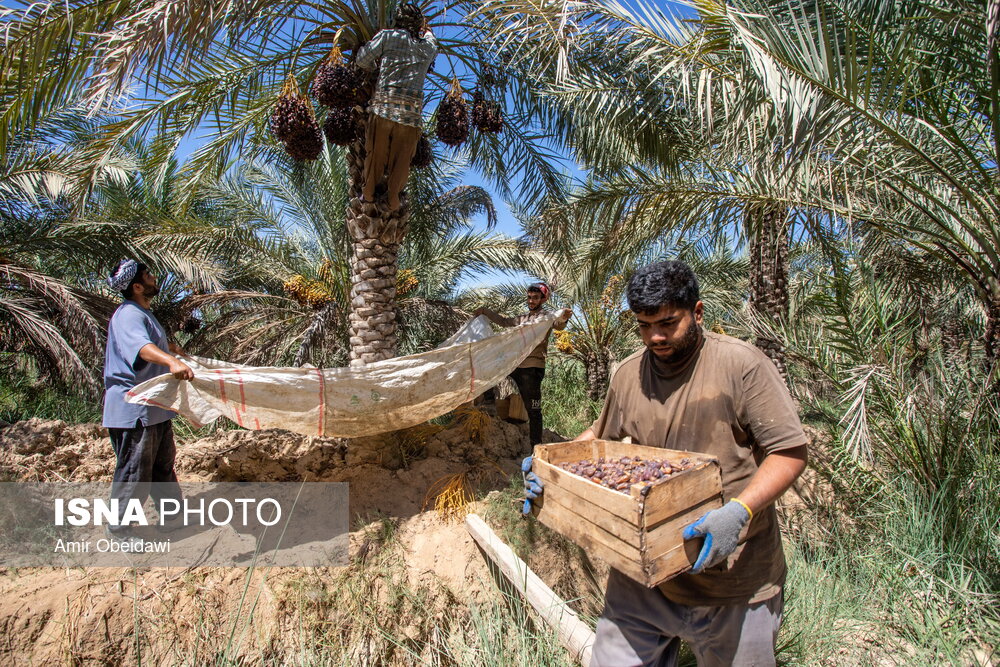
[[108, 259, 139, 292], [529, 281, 550, 299]]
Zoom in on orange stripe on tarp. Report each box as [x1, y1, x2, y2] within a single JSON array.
[[316, 368, 326, 437], [233, 369, 247, 411], [215, 370, 228, 404], [213, 369, 243, 427], [468, 344, 476, 397], [231, 368, 247, 427]]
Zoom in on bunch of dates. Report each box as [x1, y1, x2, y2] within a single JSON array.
[[557, 456, 694, 493]]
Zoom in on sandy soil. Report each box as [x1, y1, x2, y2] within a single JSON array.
[[0, 415, 592, 665]]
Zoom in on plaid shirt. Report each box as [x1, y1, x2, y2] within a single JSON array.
[[356, 28, 437, 127]]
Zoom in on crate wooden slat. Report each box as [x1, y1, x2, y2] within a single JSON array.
[[532, 439, 724, 587]]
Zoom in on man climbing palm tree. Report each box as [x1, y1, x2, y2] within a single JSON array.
[[355, 2, 437, 211]]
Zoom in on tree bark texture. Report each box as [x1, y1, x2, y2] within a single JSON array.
[[985, 294, 1000, 370], [940, 308, 966, 367], [345, 124, 410, 367], [747, 204, 790, 384], [583, 350, 612, 403]]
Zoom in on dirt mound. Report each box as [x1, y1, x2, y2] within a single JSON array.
[[0, 419, 112, 482], [0, 414, 546, 520], [0, 415, 598, 665], [0, 502, 600, 665], [0, 510, 507, 665]]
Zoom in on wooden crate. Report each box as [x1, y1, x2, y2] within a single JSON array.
[[531, 439, 724, 587]]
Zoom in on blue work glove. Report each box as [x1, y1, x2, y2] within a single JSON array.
[[682, 500, 751, 573], [521, 456, 543, 515]]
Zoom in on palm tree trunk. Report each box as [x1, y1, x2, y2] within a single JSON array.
[[941, 305, 966, 367], [986, 294, 1000, 370], [747, 204, 790, 384], [345, 121, 410, 366], [583, 350, 611, 403]]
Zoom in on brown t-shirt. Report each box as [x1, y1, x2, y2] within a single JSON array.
[[501, 310, 565, 369], [591, 330, 808, 605]]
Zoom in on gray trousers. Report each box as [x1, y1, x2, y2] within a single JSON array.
[[592, 569, 783, 667], [107, 420, 182, 533]]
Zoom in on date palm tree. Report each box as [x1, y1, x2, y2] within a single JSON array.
[[0, 114, 278, 386], [178, 139, 526, 366], [466, 1, 808, 381], [470, 201, 747, 402], [1, 0, 568, 365], [469, 0, 1000, 380]]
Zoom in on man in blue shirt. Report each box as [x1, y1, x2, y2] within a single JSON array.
[[103, 259, 194, 536]]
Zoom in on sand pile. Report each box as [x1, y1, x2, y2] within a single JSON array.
[[0, 415, 602, 665]]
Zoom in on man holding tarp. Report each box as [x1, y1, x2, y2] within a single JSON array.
[[103, 259, 193, 537], [475, 282, 571, 446], [126, 310, 562, 438], [523, 261, 808, 666]]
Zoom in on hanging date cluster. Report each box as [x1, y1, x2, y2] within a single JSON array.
[[557, 456, 694, 493]]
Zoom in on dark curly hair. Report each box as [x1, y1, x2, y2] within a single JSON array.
[[626, 260, 700, 314], [394, 3, 425, 39]]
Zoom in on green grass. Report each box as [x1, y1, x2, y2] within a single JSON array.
[[774, 437, 1000, 665], [480, 478, 553, 561], [426, 590, 578, 666], [541, 357, 601, 438], [0, 367, 101, 424]]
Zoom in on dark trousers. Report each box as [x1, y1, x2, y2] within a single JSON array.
[[510, 367, 545, 445], [107, 420, 182, 533]]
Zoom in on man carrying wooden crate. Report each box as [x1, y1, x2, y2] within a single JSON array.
[[523, 260, 808, 666]]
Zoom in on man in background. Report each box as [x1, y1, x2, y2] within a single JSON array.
[[474, 282, 571, 445]]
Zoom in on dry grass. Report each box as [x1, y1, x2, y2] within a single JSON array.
[[423, 473, 475, 523], [454, 405, 490, 444]]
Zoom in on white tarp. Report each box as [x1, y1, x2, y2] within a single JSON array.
[[127, 315, 555, 438]]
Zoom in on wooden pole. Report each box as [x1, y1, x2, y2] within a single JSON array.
[[465, 513, 595, 666]]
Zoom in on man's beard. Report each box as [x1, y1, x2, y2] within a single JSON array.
[[143, 284, 160, 298], [649, 319, 702, 362]]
